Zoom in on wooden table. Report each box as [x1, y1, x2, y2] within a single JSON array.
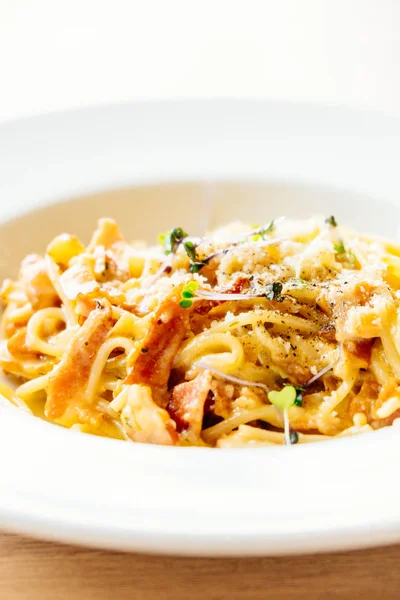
[[0, 533, 398, 599]]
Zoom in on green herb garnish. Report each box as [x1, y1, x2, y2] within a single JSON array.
[[159, 227, 188, 255], [283, 384, 303, 406], [179, 299, 192, 309], [189, 262, 207, 273], [183, 240, 197, 262], [268, 386, 296, 410], [268, 386, 300, 446], [325, 215, 338, 227], [179, 281, 199, 308], [334, 239, 346, 254], [294, 386, 304, 407], [183, 240, 208, 273], [265, 281, 283, 301]]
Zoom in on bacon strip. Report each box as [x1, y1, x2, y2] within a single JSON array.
[[349, 379, 380, 420], [45, 306, 113, 422], [20, 254, 59, 309], [210, 378, 234, 419], [126, 296, 189, 406], [344, 339, 372, 369], [168, 370, 213, 437]]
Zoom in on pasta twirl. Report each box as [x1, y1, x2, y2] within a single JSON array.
[[1, 215, 400, 447]]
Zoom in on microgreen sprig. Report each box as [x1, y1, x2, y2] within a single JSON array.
[[183, 240, 197, 262], [268, 385, 300, 446], [334, 239, 346, 255], [294, 386, 304, 406], [194, 280, 285, 303], [159, 220, 283, 275], [183, 240, 208, 273], [325, 215, 338, 227], [151, 227, 190, 286], [268, 386, 297, 410], [197, 221, 283, 271], [265, 282, 283, 302], [179, 281, 199, 309], [333, 238, 357, 267], [189, 262, 208, 273], [159, 227, 189, 255], [324, 216, 357, 266]]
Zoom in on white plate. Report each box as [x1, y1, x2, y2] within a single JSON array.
[[1, 100, 400, 557]]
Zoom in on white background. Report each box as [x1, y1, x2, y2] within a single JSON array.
[[0, 0, 400, 122]]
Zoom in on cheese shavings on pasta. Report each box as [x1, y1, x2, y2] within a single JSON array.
[[1, 215, 400, 448]]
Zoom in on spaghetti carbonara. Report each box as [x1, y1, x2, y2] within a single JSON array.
[[1, 215, 400, 447]]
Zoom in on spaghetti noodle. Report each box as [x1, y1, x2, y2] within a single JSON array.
[[1, 215, 399, 447]]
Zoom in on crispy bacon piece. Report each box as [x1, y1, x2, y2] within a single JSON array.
[[168, 370, 213, 436], [349, 379, 381, 419], [45, 305, 113, 422], [126, 295, 190, 406], [210, 378, 234, 419], [344, 339, 373, 369], [20, 254, 59, 309], [75, 294, 98, 318], [319, 322, 337, 344]]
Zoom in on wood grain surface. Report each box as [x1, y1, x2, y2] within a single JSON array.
[[0, 533, 399, 599]]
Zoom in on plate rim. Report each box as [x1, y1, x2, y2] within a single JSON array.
[[1, 99, 400, 556]]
